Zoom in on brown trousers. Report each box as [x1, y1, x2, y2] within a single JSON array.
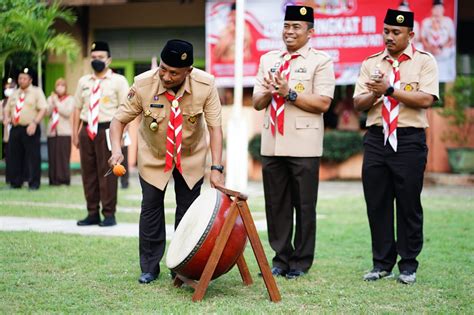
[[47, 136, 71, 185], [79, 123, 117, 218]]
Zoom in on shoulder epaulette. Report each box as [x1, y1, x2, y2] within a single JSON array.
[[190, 68, 214, 85], [365, 50, 384, 60], [134, 69, 157, 88]]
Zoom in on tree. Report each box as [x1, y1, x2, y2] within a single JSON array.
[[1, 0, 79, 89]]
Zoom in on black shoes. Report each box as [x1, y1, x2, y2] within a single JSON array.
[[286, 269, 305, 280], [99, 216, 117, 227], [258, 267, 287, 277], [138, 272, 158, 284], [77, 215, 101, 226]]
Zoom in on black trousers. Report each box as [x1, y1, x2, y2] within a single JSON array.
[[138, 169, 203, 275], [8, 125, 41, 189], [262, 156, 320, 272], [362, 126, 427, 273], [120, 146, 129, 188]]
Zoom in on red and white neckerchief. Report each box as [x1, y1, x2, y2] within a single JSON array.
[[270, 52, 300, 136], [14, 92, 26, 124], [164, 91, 184, 173], [382, 50, 411, 152], [50, 95, 68, 134], [87, 78, 102, 140]]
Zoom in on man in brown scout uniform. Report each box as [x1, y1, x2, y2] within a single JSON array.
[[354, 9, 439, 284], [108, 39, 224, 284], [4, 68, 47, 190], [253, 5, 335, 280], [73, 41, 129, 227]]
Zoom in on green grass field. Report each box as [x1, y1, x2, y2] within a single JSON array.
[[0, 180, 473, 313]]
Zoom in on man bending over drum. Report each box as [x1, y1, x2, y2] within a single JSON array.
[[109, 39, 225, 284]]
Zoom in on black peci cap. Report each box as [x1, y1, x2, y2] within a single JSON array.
[[284, 5, 314, 23], [160, 39, 194, 68], [91, 41, 110, 54], [18, 67, 35, 80], [384, 8, 414, 28]]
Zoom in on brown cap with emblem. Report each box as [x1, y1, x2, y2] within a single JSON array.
[[160, 39, 194, 68], [284, 5, 314, 23], [384, 8, 414, 28]]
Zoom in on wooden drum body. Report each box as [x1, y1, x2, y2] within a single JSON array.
[[166, 188, 247, 280]]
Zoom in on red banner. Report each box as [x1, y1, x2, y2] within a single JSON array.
[[206, 0, 457, 86]]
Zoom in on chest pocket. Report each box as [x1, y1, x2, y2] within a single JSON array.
[[181, 105, 204, 152], [140, 103, 167, 157], [401, 75, 420, 92], [289, 73, 312, 94]]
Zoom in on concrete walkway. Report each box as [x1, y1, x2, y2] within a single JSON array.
[[1, 174, 471, 239], [0, 216, 269, 239]]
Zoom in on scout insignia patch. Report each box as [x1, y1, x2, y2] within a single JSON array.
[[144, 109, 152, 117], [154, 95, 159, 101], [188, 115, 197, 124], [295, 67, 307, 73], [101, 96, 110, 103], [404, 84, 413, 92], [396, 15, 405, 24], [294, 82, 305, 93], [127, 90, 135, 100], [300, 7, 307, 16]]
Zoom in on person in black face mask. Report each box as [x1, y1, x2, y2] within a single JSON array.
[[72, 41, 130, 227]]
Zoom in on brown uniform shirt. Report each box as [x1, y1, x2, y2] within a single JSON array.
[[114, 68, 222, 190], [74, 70, 129, 123], [354, 45, 439, 128], [5, 85, 48, 126], [46, 95, 75, 137], [254, 42, 336, 157]]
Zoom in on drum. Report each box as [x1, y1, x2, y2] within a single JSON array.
[[166, 188, 247, 280]]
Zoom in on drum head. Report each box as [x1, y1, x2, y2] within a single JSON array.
[[166, 188, 219, 269]]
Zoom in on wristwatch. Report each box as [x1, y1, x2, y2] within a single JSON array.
[[285, 89, 298, 102], [211, 164, 224, 173], [384, 86, 395, 96]]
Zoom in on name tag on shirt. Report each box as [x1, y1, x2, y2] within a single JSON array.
[[150, 104, 164, 108]]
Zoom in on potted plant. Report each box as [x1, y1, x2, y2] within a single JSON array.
[[439, 76, 474, 174]]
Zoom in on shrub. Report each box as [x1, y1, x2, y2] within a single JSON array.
[[322, 130, 363, 163], [248, 130, 363, 163]]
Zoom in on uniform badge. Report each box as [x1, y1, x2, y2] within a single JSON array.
[[127, 90, 135, 100], [101, 96, 110, 103], [270, 68, 277, 73], [404, 84, 413, 92], [144, 109, 152, 117], [172, 100, 179, 108], [149, 121, 158, 131], [181, 53, 187, 61], [396, 15, 405, 24], [295, 67, 307, 73], [154, 95, 159, 101], [294, 82, 305, 93], [188, 115, 197, 124], [300, 7, 307, 15], [150, 104, 164, 108], [284, 54, 291, 61], [392, 60, 399, 68]]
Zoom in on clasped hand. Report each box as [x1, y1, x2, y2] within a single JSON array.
[[262, 70, 290, 98], [365, 73, 390, 98]]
